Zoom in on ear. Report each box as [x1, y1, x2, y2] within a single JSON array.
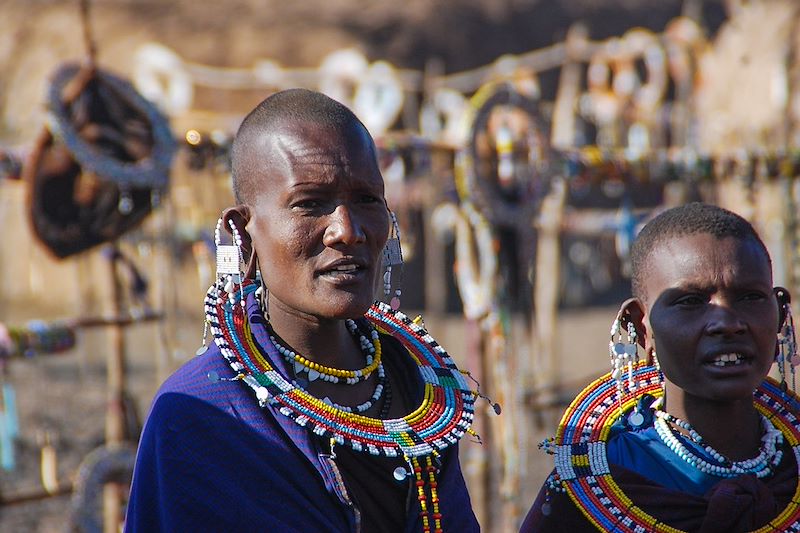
[[222, 205, 258, 280], [775, 286, 792, 331], [618, 297, 651, 358]]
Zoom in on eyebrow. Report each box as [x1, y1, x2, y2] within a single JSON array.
[[666, 278, 772, 292]]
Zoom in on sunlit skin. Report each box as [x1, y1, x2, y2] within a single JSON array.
[[624, 234, 784, 461], [224, 119, 393, 413]]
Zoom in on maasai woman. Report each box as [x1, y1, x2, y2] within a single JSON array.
[[125, 89, 480, 532], [522, 202, 800, 532]]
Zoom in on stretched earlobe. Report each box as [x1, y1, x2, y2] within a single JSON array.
[[618, 297, 647, 350], [775, 287, 792, 331], [222, 205, 258, 279]]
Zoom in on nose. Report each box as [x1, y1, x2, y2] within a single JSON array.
[[323, 204, 366, 247], [705, 303, 747, 336]]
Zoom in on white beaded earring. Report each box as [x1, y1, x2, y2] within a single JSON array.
[[198, 216, 247, 356], [609, 315, 641, 421]]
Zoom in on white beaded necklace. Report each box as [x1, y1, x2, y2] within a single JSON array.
[[270, 319, 379, 384], [305, 362, 387, 415], [270, 318, 388, 414], [653, 409, 783, 478]]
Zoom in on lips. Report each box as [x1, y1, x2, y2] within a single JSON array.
[[708, 352, 745, 367], [701, 347, 754, 370], [317, 257, 369, 278]]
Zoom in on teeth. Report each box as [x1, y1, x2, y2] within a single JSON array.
[[712, 353, 743, 367], [331, 264, 358, 272]]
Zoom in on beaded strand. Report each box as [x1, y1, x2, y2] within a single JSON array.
[[316, 362, 387, 414], [653, 410, 783, 478], [426, 454, 443, 533], [272, 319, 381, 384]]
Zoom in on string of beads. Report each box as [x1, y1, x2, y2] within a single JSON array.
[[318, 362, 387, 414], [653, 409, 783, 478], [270, 319, 380, 383], [543, 362, 800, 532]]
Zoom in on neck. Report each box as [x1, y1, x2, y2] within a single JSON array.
[[266, 300, 366, 370], [662, 381, 762, 461]]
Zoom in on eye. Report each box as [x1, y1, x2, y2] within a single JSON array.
[[740, 292, 767, 302], [673, 294, 707, 306], [357, 193, 382, 204], [292, 198, 322, 210]]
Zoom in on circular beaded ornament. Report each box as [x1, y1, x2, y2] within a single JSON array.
[[47, 63, 176, 190], [206, 278, 478, 533], [205, 278, 477, 459], [551, 362, 800, 533]]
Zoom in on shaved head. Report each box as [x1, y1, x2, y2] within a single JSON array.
[[231, 88, 375, 205], [630, 202, 771, 302]]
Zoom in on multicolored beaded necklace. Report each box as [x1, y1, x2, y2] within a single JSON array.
[[543, 362, 800, 533], [205, 278, 478, 533]]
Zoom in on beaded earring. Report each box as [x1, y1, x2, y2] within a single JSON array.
[[383, 209, 404, 310], [197, 216, 247, 356], [255, 282, 269, 320], [777, 292, 798, 392], [609, 315, 642, 424]]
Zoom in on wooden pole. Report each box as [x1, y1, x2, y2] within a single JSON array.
[[103, 243, 126, 533], [531, 178, 567, 423], [551, 24, 588, 150], [0, 483, 73, 506]]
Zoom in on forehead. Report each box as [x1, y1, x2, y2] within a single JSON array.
[[252, 120, 382, 195], [643, 233, 772, 297]]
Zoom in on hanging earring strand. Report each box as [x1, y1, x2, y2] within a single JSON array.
[[383, 209, 404, 310], [777, 289, 799, 392], [609, 314, 642, 424], [199, 216, 246, 356]]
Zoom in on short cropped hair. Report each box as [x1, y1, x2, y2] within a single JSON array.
[[230, 88, 371, 204], [630, 202, 771, 300]]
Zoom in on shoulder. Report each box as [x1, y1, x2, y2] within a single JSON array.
[[142, 344, 273, 439], [157, 344, 232, 397], [521, 471, 599, 533]]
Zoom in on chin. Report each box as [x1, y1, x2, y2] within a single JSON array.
[[704, 382, 765, 402], [319, 296, 375, 320]]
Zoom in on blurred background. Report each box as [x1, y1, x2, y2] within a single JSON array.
[[1, 0, 799, 531]]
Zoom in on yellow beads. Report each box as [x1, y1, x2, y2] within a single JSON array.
[[291, 337, 382, 380]]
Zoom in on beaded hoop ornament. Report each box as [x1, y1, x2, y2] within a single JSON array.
[[463, 81, 551, 228], [205, 277, 479, 532], [549, 363, 800, 533], [47, 63, 176, 190], [206, 279, 476, 457]]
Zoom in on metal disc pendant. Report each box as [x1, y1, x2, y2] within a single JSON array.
[[196, 345, 209, 356], [628, 411, 645, 428], [393, 466, 409, 481]]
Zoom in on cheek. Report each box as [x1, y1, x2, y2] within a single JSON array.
[[647, 316, 693, 364], [370, 209, 391, 239], [251, 231, 310, 281], [755, 320, 780, 355]]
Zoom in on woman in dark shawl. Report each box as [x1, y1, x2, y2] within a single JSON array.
[[523, 203, 800, 532]]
